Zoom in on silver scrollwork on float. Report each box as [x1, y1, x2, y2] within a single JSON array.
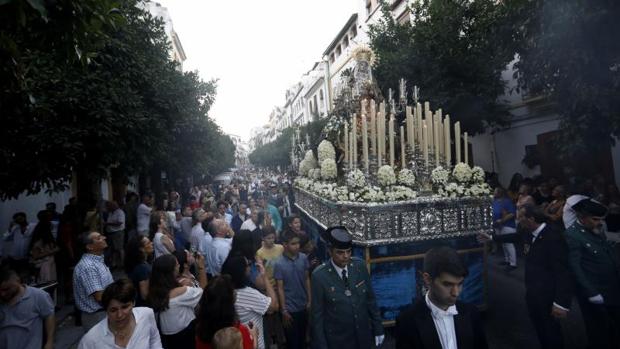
[[294, 188, 493, 246]]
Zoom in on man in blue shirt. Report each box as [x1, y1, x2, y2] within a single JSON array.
[[493, 187, 518, 270], [0, 266, 55, 349], [274, 230, 310, 349]]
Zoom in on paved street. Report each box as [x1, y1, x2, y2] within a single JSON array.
[[52, 251, 589, 349]]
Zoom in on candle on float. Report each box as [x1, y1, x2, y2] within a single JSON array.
[[437, 109, 443, 157], [464, 132, 469, 165], [380, 102, 386, 158], [416, 103, 423, 145], [426, 110, 434, 153], [349, 132, 353, 165], [389, 114, 395, 167], [344, 121, 349, 164], [444, 115, 451, 166], [434, 115, 440, 164], [362, 113, 369, 172], [423, 121, 429, 168], [400, 126, 406, 168], [406, 106, 414, 147], [352, 114, 358, 167], [455, 121, 461, 164], [370, 100, 376, 156]]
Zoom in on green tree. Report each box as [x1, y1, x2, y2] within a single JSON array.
[[0, 0, 233, 199], [369, 0, 519, 133], [511, 0, 620, 163], [249, 119, 328, 169]]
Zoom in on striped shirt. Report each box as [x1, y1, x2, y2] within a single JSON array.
[[235, 287, 271, 349], [73, 254, 114, 313]]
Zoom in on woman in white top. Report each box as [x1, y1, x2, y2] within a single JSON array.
[[78, 278, 162, 349], [148, 254, 207, 349], [149, 211, 175, 258]]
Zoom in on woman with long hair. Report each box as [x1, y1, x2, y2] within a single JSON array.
[[229, 230, 264, 289], [221, 255, 278, 349], [124, 235, 154, 307], [195, 275, 255, 349], [150, 211, 175, 258], [29, 210, 59, 283], [148, 254, 206, 348]]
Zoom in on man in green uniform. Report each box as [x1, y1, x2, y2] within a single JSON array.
[[310, 226, 384, 349], [565, 198, 620, 349]]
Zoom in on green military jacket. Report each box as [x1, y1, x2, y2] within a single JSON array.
[[565, 222, 620, 305], [310, 257, 384, 349]]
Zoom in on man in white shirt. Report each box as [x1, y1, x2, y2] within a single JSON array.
[[136, 193, 153, 236], [205, 219, 233, 276], [104, 201, 125, 269], [4, 212, 36, 277], [395, 246, 488, 349]]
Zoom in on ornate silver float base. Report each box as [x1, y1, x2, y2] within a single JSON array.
[[294, 188, 493, 247]]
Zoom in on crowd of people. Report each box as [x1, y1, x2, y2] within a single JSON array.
[[1, 168, 619, 349], [485, 173, 620, 349]]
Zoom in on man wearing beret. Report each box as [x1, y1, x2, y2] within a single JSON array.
[[310, 226, 384, 349], [565, 198, 620, 349]]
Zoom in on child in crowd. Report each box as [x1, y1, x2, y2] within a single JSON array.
[[255, 226, 285, 347], [299, 234, 320, 274], [273, 231, 311, 349], [212, 327, 244, 349], [255, 226, 284, 285]]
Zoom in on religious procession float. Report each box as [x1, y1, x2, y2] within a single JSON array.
[[291, 47, 493, 324]]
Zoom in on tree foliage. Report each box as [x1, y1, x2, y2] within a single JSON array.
[[511, 0, 620, 160], [0, 0, 234, 199], [368, 0, 520, 134], [249, 119, 328, 169]]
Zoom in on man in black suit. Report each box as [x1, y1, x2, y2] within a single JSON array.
[[395, 246, 488, 349], [479, 203, 573, 349]]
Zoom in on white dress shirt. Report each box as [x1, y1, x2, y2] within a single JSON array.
[[330, 259, 349, 279], [425, 292, 458, 349], [78, 307, 163, 349]]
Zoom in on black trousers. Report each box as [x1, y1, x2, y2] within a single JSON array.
[[283, 310, 307, 349], [160, 319, 196, 349], [577, 298, 620, 349], [526, 295, 564, 349]]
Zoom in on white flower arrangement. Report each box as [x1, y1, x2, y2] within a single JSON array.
[[431, 167, 450, 185], [310, 168, 322, 180], [303, 150, 318, 169], [471, 166, 485, 183], [452, 162, 472, 183], [320, 159, 338, 180], [361, 186, 386, 202], [294, 177, 313, 190], [397, 169, 416, 188], [346, 169, 367, 189], [466, 183, 492, 197], [317, 140, 336, 164], [377, 165, 396, 187], [298, 160, 308, 176], [386, 186, 417, 201]]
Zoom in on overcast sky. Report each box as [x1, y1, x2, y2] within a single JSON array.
[[155, 0, 358, 142]]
